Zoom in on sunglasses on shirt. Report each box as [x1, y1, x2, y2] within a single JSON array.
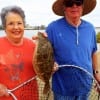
[[64, 0, 83, 7]]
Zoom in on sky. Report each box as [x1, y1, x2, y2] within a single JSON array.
[[0, 0, 100, 27]]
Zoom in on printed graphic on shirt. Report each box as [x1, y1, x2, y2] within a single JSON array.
[[0, 49, 24, 81]]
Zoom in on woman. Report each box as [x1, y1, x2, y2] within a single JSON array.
[[0, 6, 38, 100]]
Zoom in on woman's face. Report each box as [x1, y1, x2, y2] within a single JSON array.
[[5, 12, 24, 44]]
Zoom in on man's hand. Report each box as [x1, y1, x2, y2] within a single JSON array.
[[52, 62, 59, 74], [32, 32, 47, 40]]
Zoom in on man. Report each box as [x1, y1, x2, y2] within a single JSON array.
[[45, 0, 100, 100]]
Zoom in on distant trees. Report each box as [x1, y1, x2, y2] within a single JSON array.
[[96, 32, 100, 43], [25, 24, 46, 30], [32, 25, 46, 30], [0, 25, 3, 30]]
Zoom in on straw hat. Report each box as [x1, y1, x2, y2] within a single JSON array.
[[52, 0, 96, 16]]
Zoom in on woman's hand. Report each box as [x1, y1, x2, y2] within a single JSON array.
[[0, 84, 9, 97]]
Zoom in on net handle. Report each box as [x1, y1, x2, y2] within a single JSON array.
[[7, 75, 37, 100]]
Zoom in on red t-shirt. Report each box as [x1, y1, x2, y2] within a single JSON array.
[[0, 37, 38, 100]]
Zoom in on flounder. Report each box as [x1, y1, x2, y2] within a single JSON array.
[[33, 32, 54, 94]]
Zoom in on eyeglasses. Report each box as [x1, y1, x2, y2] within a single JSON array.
[[64, 0, 83, 7]]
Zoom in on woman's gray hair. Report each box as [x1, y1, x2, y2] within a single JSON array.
[[0, 5, 25, 28]]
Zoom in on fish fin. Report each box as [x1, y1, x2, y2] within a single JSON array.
[[43, 82, 50, 94]]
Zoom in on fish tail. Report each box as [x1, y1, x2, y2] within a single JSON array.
[[43, 82, 50, 94]]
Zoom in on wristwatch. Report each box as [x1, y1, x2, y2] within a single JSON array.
[[93, 70, 99, 74]]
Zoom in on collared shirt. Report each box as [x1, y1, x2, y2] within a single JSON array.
[[46, 17, 97, 96]]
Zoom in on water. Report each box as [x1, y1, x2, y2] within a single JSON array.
[[0, 30, 45, 39], [0, 30, 100, 50]]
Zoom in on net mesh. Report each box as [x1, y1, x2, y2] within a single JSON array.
[[37, 77, 100, 100], [89, 82, 100, 100], [36, 77, 53, 100], [9, 76, 99, 100]]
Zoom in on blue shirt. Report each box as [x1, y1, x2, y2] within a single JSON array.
[[46, 17, 97, 96]]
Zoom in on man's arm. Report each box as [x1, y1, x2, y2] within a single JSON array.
[[92, 51, 100, 83]]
